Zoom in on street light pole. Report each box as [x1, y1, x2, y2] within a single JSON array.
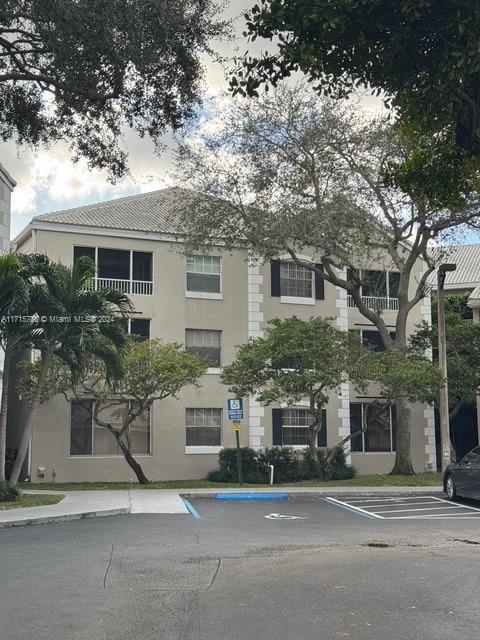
[[437, 263, 456, 472]]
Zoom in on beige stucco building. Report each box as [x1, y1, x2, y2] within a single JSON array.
[[10, 188, 436, 482], [0, 163, 15, 403]]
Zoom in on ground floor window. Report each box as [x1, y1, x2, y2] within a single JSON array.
[[70, 400, 150, 456], [349, 402, 396, 452], [272, 408, 326, 447], [185, 408, 222, 446]]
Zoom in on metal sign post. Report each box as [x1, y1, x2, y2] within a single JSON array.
[[227, 399, 244, 486]]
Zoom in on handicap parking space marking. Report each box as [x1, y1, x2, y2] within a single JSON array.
[[323, 495, 480, 519]]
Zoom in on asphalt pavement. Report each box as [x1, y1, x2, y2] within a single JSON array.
[[2, 494, 480, 640]]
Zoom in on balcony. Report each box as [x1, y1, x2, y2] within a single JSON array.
[[85, 278, 153, 296], [75, 246, 153, 296], [347, 295, 399, 311]]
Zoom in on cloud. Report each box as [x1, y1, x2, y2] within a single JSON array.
[[3, 0, 386, 239]]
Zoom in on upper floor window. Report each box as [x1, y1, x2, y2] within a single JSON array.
[[280, 262, 313, 298], [185, 329, 221, 367], [349, 403, 396, 453], [74, 246, 153, 295], [347, 269, 399, 311], [186, 256, 221, 294], [271, 260, 324, 302]]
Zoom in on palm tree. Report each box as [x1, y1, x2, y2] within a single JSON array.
[[8, 257, 132, 485], [0, 253, 50, 481]]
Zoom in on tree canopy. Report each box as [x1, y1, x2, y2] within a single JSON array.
[[174, 83, 468, 473], [413, 293, 480, 419], [233, 0, 480, 206], [0, 0, 227, 177]]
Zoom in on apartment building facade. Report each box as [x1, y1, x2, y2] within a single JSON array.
[[0, 163, 15, 405], [10, 188, 436, 482]]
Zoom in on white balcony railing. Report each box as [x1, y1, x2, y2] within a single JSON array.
[[347, 295, 398, 311], [85, 278, 153, 296]]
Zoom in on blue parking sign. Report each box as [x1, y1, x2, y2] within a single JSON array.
[[227, 398, 244, 421]]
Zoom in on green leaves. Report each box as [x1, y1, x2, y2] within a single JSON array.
[[222, 316, 356, 408], [0, 0, 228, 178], [233, 0, 480, 206]]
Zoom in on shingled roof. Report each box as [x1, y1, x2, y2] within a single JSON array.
[[33, 187, 192, 234], [430, 244, 480, 290]]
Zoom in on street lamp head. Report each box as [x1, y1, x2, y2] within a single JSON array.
[[437, 262, 456, 291], [439, 263, 457, 274]]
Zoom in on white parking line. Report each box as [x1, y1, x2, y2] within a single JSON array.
[[369, 505, 466, 514], [326, 495, 480, 519]]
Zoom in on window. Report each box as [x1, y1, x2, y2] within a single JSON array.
[[132, 251, 152, 282], [97, 248, 130, 280], [185, 408, 222, 446], [350, 329, 396, 352], [70, 400, 150, 455], [272, 408, 327, 447], [350, 403, 396, 453], [74, 246, 95, 262], [130, 319, 150, 342], [185, 329, 221, 366], [70, 400, 93, 455], [186, 256, 221, 293], [73, 247, 153, 294], [348, 269, 400, 299], [280, 262, 313, 298]]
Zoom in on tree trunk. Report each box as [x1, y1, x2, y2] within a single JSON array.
[[390, 395, 414, 475], [115, 435, 150, 484], [0, 350, 11, 482], [9, 354, 50, 486], [308, 421, 323, 478]]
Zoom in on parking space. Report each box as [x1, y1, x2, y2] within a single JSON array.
[[324, 494, 480, 519]]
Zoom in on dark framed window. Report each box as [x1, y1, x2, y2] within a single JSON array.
[[97, 248, 130, 280], [349, 329, 396, 352], [185, 329, 221, 366], [350, 403, 396, 453], [185, 408, 222, 446], [70, 400, 93, 455], [130, 319, 150, 341], [73, 246, 95, 262], [132, 251, 152, 282], [70, 400, 150, 455]]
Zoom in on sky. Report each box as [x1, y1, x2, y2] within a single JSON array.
[[2, 1, 384, 239]]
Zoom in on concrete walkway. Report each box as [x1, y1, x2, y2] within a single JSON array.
[[0, 485, 443, 528]]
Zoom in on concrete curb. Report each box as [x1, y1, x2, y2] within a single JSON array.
[[0, 507, 130, 529], [1, 486, 444, 528]]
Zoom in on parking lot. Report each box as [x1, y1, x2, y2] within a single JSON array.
[[323, 494, 480, 519], [2, 493, 480, 640]]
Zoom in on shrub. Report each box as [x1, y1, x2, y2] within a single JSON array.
[[208, 445, 356, 484], [257, 447, 304, 483], [0, 481, 20, 503], [301, 446, 356, 480], [207, 447, 266, 484]]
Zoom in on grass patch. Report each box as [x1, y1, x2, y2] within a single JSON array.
[[0, 494, 64, 511], [19, 473, 442, 492]]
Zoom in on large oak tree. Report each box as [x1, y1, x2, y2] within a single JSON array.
[[0, 0, 227, 177], [233, 0, 480, 206], [174, 83, 480, 474]]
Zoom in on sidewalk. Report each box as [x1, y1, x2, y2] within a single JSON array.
[[0, 485, 443, 528]]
